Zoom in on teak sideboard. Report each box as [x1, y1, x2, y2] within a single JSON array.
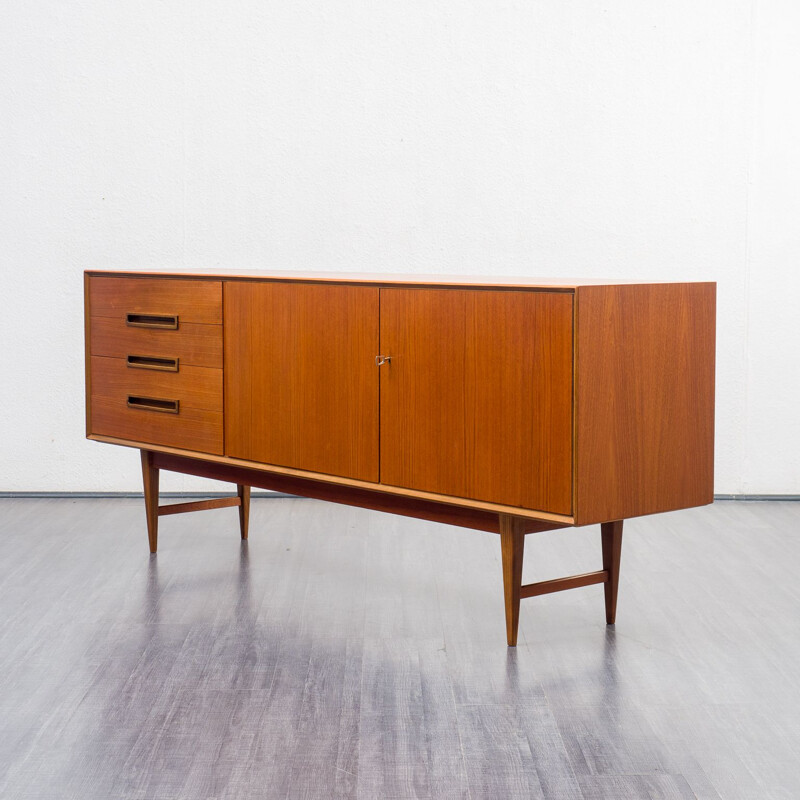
[[84, 270, 716, 646]]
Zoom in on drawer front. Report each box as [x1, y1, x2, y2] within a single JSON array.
[[90, 316, 223, 369], [91, 396, 223, 454], [89, 277, 222, 325], [91, 356, 222, 412], [89, 356, 223, 454]]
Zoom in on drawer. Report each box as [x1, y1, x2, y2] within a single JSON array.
[[89, 355, 223, 454], [89, 277, 222, 325], [91, 395, 223, 455], [90, 356, 222, 412], [90, 316, 223, 369]]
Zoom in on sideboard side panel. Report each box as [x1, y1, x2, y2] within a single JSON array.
[[574, 283, 716, 525]]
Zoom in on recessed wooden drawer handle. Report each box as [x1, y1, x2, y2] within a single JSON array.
[[126, 313, 179, 329], [127, 395, 180, 414], [126, 354, 179, 372]]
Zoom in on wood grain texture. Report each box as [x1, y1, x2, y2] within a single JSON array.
[[84, 272, 92, 436], [2, 498, 798, 799], [91, 434, 575, 524], [140, 450, 159, 553], [578, 773, 697, 799], [92, 399, 223, 455], [148, 449, 568, 535], [380, 288, 573, 515], [575, 283, 716, 525], [500, 515, 526, 647], [601, 520, 623, 624], [90, 356, 222, 412], [224, 281, 379, 482], [90, 316, 223, 368], [89, 276, 222, 324], [459, 703, 543, 798], [237, 484, 250, 540], [157, 496, 242, 517], [84, 272, 716, 648], [520, 569, 608, 599], [358, 638, 429, 797], [86, 268, 678, 288]]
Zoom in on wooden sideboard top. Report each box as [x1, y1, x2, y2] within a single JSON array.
[[85, 269, 714, 291]]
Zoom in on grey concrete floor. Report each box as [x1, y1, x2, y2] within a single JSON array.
[[0, 497, 798, 799]]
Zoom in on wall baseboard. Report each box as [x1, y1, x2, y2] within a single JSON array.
[[712, 494, 800, 501], [1, 492, 799, 501], [0, 491, 294, 499]]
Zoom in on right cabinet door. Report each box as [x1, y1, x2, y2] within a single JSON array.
[[379, 288, 573, 515]]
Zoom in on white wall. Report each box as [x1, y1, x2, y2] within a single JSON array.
[[1, 0, 797, 494]]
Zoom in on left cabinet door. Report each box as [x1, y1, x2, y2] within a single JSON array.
[[224, 281, 380, 482]]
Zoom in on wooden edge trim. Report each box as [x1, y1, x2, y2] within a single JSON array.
[[139, 449, 569, 534], [151, 451, 567, 534], [84, 269, 715, 289], [86, 434, 575, 527], [84, 273, 92, 437], [158, 496, 242, 516], [520, 569, 608, 599], [572, 285, 579, 523], [83, 269, 580, 291]]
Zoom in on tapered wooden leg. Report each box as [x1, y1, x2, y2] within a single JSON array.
[[237, 485, 250, 540], [601, 520, 623, 624], [499, 514, 526, 647], [140, 450, 159, 554]]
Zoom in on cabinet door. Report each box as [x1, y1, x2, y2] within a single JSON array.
[[379, 288, 573, 515], [224, 282, 379, 482]]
